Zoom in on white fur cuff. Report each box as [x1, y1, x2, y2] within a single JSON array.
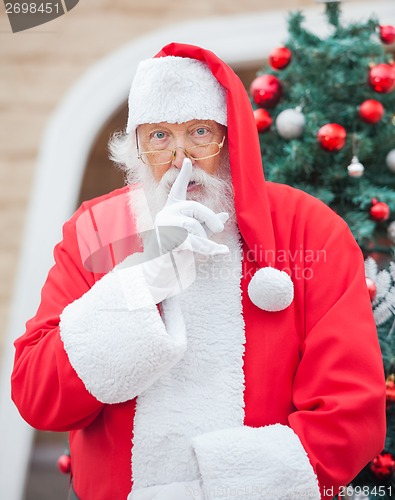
[[60, 264, 187, 404], [192, 424, 320, 500], [129, 480, 203, 500]]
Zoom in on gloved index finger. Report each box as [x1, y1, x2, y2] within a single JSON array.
[[168, 158, 193, 202]]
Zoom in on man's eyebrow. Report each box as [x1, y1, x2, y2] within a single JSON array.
[[144, 125, 172, 135], [191, 120, 211, 126]]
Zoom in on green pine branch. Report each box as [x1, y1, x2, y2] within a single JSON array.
[[252, 2, 395, 489]]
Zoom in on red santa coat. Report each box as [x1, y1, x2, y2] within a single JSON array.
[[12, 43, 385, 500]]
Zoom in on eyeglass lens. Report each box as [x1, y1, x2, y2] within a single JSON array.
[[142, 142, 221, 165]]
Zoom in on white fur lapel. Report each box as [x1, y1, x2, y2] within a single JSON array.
[[131, 224, 246, 489]]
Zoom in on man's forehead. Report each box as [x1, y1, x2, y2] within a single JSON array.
[[137, 120, 225, 133]]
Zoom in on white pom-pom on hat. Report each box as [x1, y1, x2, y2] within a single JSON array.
[[248, 267, 294, 312]]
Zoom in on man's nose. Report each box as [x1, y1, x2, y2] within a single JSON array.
[[172, 147, 190, 169]]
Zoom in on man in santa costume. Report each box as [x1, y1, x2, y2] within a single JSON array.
[[12, 43, 386, 500]]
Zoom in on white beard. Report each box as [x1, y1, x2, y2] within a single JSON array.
[[127, 159, 236, 232]]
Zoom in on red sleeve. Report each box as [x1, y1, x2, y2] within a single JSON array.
[[289, 217, 386, 497], [11, 205, 104, 431]]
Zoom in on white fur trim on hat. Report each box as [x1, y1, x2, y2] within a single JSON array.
[[126, 56, 227, 133], [248, 267, 294, 312]]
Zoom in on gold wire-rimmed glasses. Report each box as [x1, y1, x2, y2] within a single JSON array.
[[136, 133, 226, 166]]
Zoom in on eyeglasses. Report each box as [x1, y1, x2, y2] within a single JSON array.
[[136, 134, 226, 166]]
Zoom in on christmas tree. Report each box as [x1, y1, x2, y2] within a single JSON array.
[[250, 1, 395, 497]]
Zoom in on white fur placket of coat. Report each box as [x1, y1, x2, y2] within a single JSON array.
[[129, 217, 246, 493]]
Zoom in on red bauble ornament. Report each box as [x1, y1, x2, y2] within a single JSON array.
[[250, 75, 283, 109], [269, 47, 292, 70], [370, 198, 390, 221], [386, 375, 395, 407], [380, 25, 395, 45], [253, 108, 272, 133], [57, 453, 71, 474], [366, 277, 377, 301], [317, 123, 347, 152], [358, 99, 385, 124], [368, 63, 395, 93], [370, 452, 395, 480]]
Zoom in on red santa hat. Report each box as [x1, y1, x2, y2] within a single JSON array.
[[127, 42, 293, 312], [126, 56, 227, 132]]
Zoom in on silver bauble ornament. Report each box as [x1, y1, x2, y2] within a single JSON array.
[[275, 107, 305, 140], [347, 156, 365, 177], [388, 220, 395, 244], [386, 149, 395, 173]]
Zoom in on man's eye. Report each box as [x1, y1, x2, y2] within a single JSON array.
[[195, 127, 208, 136], [153, 131, 166, 140]]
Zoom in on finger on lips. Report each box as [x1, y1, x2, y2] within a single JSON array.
[[168, 158, 193, 202], [163, 158, 229, 241]]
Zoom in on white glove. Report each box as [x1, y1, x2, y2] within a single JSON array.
[[155, 158, 229, 253], [141, 159, 229, 303]]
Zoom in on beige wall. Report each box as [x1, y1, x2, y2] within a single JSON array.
[[0, 0, 374, 360]]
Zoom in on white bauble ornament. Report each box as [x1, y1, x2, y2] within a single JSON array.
[[275, 107, 306, 140], [386, 149, 395, 173], [388, 220, 395, 243], [248, 267, 294, 312], [347, 156, 365, 177]]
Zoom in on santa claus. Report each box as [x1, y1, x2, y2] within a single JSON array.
[[11, 43, 385, 500]]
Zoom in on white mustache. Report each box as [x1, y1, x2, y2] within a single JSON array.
[[160, 166, 223, 193]]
